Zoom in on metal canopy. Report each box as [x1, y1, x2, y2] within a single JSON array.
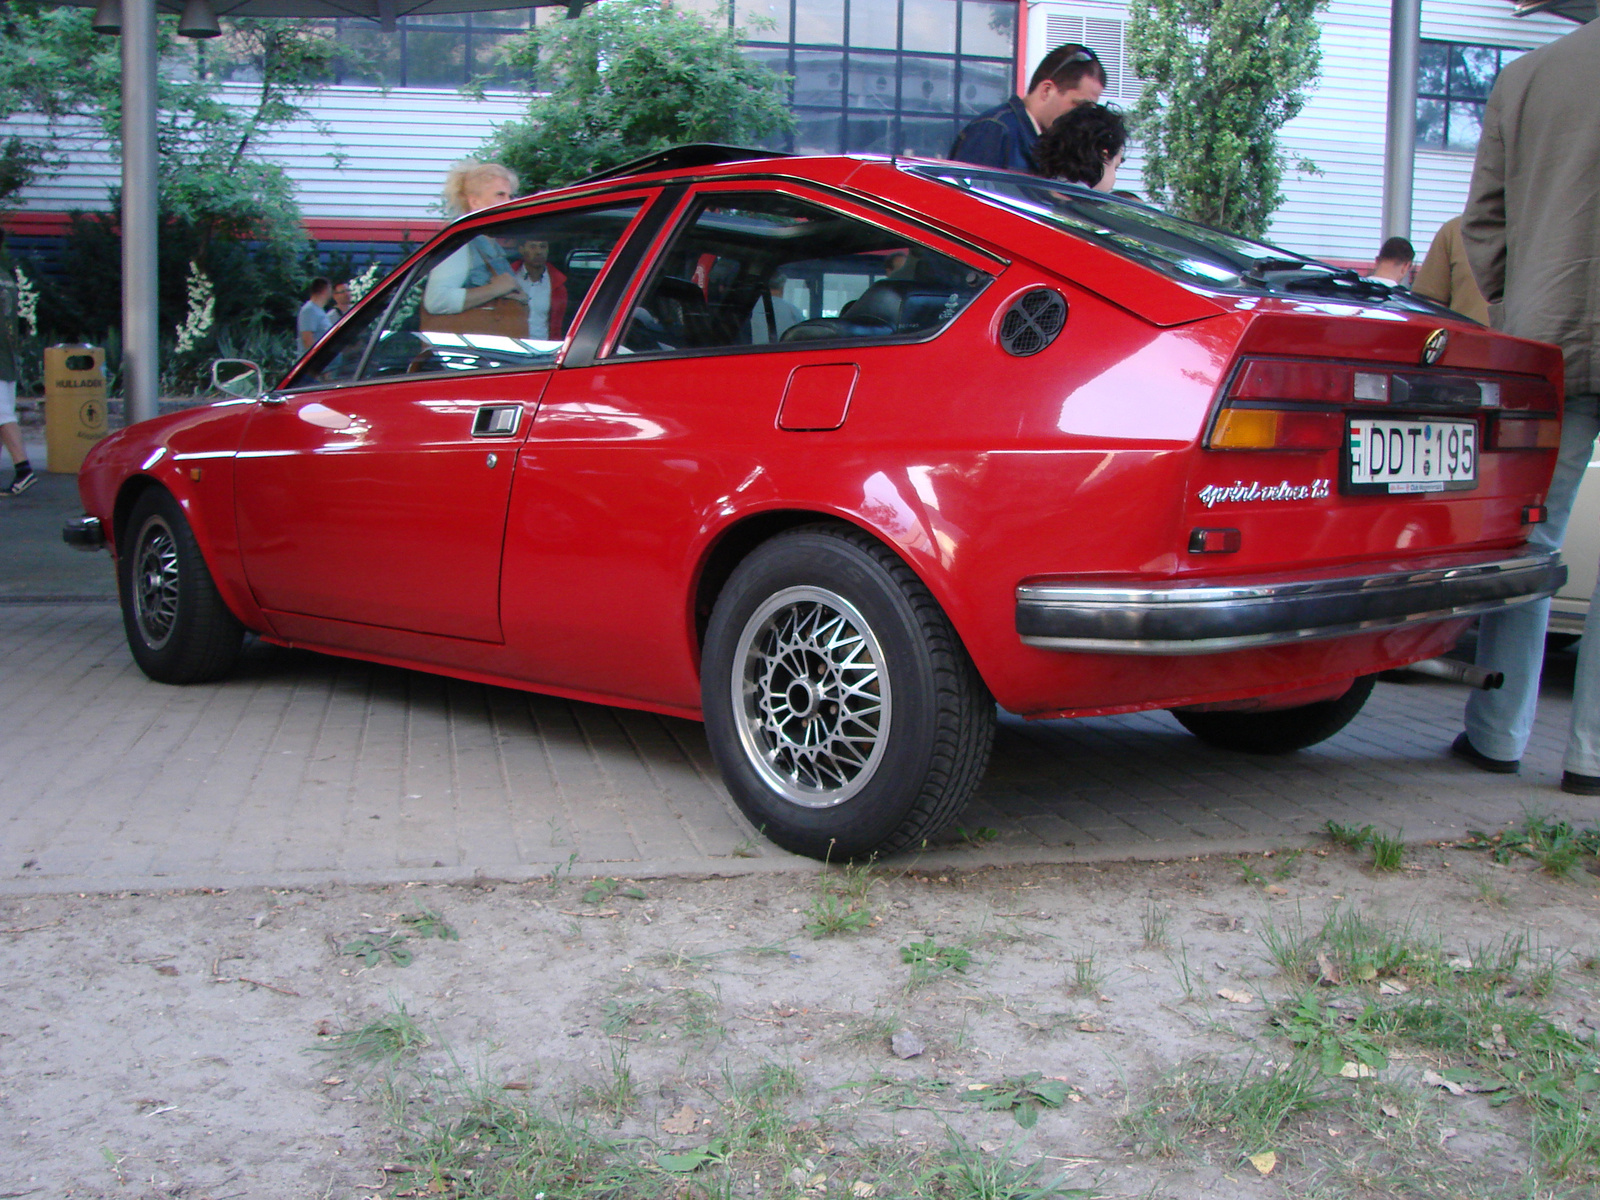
[[1510, 0, 1597, 22], [47, 0, 591, 424]]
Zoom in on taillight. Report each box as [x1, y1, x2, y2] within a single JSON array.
[[1210, 408, 1343, 451], [1489, 415, 1561, 449], [1208, 357, 1560, 452]]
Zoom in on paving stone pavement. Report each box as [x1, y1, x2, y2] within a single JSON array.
[[4, 601, 1598, 896]]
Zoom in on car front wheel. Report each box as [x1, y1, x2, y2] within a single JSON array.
[[119, 488, 244, 684], [701, 525, 994, 860], [1169, 675, 1377, 754]]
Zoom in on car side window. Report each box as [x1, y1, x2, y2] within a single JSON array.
[[614, 192, 992, 356], [359, 201, 643, 381]]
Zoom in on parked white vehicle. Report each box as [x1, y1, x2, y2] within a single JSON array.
[[1550, 441, 1600, 641]]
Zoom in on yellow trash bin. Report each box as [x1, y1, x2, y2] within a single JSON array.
[[44, 344, 109, 474]]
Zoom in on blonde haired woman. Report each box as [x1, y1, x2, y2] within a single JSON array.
[[422, 159, 524, 325]]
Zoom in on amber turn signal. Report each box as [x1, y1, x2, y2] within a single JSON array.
[[1209, 407, 1343, 451]]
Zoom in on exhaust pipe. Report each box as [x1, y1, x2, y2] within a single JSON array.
[[1400, 657, 1503, 690]]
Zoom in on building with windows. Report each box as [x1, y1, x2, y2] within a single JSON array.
[[0, 0, 1586, 269]]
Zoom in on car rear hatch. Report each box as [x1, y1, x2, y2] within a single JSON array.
[[1183, 305, 1562, 577]]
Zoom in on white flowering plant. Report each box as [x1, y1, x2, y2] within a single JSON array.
[[347, 261, 385, 304], [173, 261, 216, 359], [14, 267, 39, 338]]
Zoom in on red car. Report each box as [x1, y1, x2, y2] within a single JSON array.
[[66, 147, 1565, 860]]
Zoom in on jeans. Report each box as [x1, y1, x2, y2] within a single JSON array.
[[1464, 393, 1600, 761]]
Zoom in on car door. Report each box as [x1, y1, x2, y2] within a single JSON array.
[[233, 198, 650, 643], [499, 183, 1002, 706]]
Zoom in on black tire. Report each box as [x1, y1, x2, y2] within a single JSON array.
[[1170, 675, 1377, 755], [118, 488, 244, 684], [701, 524, 995, 860]]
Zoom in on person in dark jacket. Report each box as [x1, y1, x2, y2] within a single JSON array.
[[948, 43, 1106, 174]]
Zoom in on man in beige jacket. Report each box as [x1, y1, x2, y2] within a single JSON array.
[[1412, 216, 1488, 325], [1451, 19, 1600, 794]]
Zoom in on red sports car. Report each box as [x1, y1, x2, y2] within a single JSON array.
[[66, 147, 1565, 859]]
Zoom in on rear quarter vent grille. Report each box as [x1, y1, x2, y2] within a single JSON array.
[[998, 289, 1068, 356]]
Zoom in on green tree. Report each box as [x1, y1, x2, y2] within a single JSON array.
[[1127, 0, 1324, 238], [484, 0, 794, 194]]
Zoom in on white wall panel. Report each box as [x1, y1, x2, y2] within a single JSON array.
[[2, 83, 527, 223]]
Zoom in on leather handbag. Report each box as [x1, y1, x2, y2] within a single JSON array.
[[420, 238, 529, 339]]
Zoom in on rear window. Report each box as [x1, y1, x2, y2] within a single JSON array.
[[911, 164, 1452, 313]]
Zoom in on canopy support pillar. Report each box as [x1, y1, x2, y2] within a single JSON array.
[[1382, 0, 1420, 242], [122, 0, 160, 425]]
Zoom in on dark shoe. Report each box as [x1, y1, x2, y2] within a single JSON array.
[[1561, 771, 1600, 796], [1450, 732, 1520, 774], [3, 471, 36, 496]]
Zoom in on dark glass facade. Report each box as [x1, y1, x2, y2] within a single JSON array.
[[733, 0, 1019, 156], [1415, 39, 1525, 153]]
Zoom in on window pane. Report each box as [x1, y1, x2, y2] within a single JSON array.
[[337, 26, 402, 86], [849, 0, 897, 49], [616, 190, 991, 356], [958, 57, 1009, 114], [408, 12, 465, 26], [472, 29, 526, 90], [1447, 100, 1484, 151], [1450, 44, 1499, 99], [793, 50, 845, 105], [847, 114, 894, 154], [1417, 41, 1448, 95], [364, 203, 642, 379], [1415, 98, 1446, 148], [297, 285, 390, 386], [794, 0, 843, 44], [903, 0, 957, 54], [793, 111, 845, 154], [900, 55, 956, 113], [736, 0, 791, 41], [847, 53, 898, 110], [961, 0, 1015, 58], [899, 115, 958, 157], [404, 30, 466, 87], [743, 46, 793, 100]]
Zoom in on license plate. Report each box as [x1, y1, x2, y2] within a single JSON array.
[[1347, 418, 1477, 494]]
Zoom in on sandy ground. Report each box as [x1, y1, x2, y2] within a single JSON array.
[[4, 841, 1599, 1200]]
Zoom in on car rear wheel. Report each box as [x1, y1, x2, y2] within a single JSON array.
[[1169, 675, 1377, 755], [701, 525, 995, 860], [119, 488, 244, 684]]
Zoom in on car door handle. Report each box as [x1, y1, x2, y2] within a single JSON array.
[[472, 404, 523, 437], [259, 393, 287, 407]]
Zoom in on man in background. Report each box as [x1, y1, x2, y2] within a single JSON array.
[[0, 230, 32, 495], [948, 43, 1106, 175], [1448, 18, 1600, 793], [297, 277, 334, 351], [1412, 216, 1488, 323], [1365, 236, 1414, 287]]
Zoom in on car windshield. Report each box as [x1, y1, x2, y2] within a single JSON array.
[[909, 164, 1439, 308]]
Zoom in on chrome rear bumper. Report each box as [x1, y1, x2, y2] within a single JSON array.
[[1016, 549, 1565, 655]]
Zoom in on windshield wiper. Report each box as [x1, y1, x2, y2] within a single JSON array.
[[1279, 270, 1397, 300]]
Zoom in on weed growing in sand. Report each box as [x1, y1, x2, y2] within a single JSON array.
[[398, 907, 458, 941], [1324, 820, 1376, 850], [960, 1071, 1076, 1129], [1368, 830, 1405, 872], [1164, 939, 1206, 1001], [804, 863, 877, 937], [1067, 945, 1106, 997], [901, 939, 972, 985], [1126, 1054, 1333, 1158], [1140, 901, 1171, 950], [1477, 876, 1510, 907], [1462, 815, 1600, 876], [318, 999, 428, 1064], [579, 1043, 636, 1119], [934, 1129, 1093, 1197], [1274, 992, 1388, 1075]]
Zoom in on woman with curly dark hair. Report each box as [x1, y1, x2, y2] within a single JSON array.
[[1036, 103, 1127, 191]]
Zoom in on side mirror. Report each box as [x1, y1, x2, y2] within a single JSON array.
[[211, 358, 264, 400]]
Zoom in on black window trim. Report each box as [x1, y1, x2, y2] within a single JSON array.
[[276, 189, 669, 393], [593, 182, 998, 365]]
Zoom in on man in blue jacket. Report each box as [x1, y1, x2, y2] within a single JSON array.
[[949, 43, 1107, 174]]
